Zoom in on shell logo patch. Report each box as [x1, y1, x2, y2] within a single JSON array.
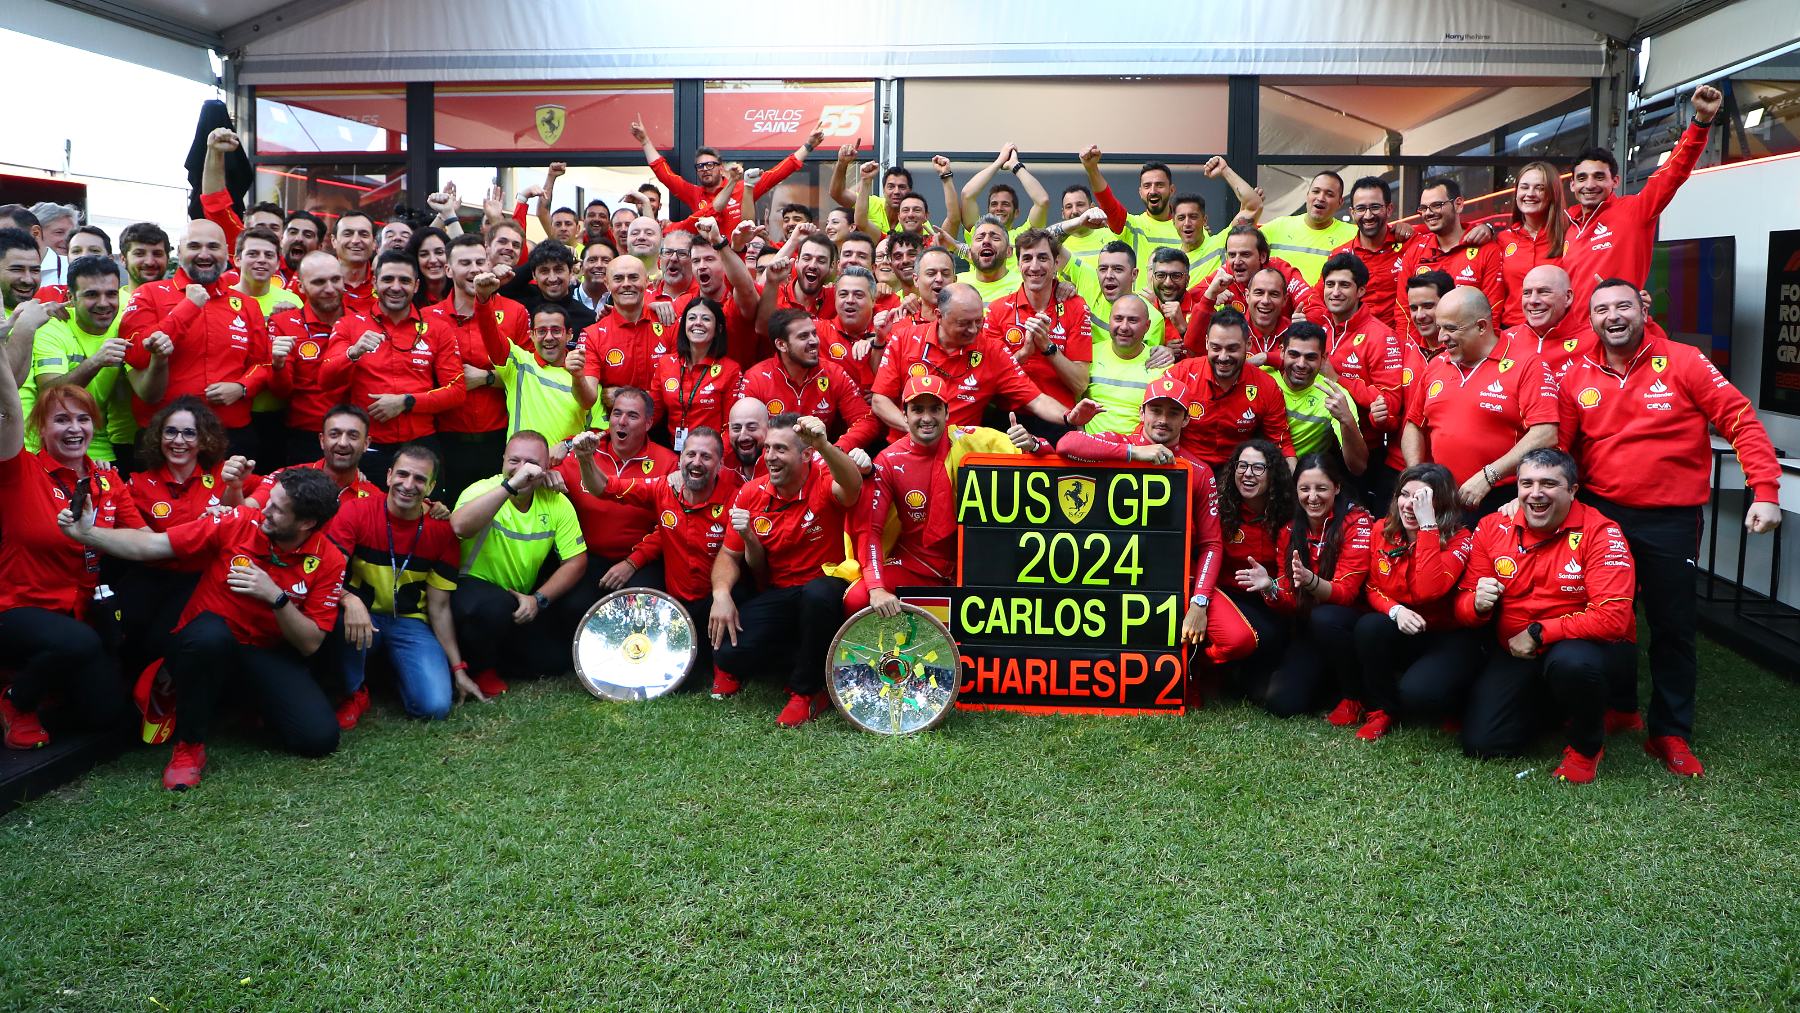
[[660, 509, 678, 528], [298, 340, 321, 360], [606, 349, 624, 367], [903, 490, 926, 509], [828, 342, 847, 359], [1578, 387, 1601, 408], [1187, 402, 1204, 419], [1505, 242, 1518, 256], [969, 351, 983, 367], [1427, 379, 1445, 399], [1005, 326, 1024, 347], [664, 377, 679, 392], [1495, 556, 1517, 578], [303, 555, 320, 574], [767, 400, 785, 413], [1377, 558, 1391, 574], [908, 364, 927, 378], [229, 554, 253, 569], [1402, 367, 1413, 385], [151, 501, 172, 519], [752, 516, 773, 536], [1230, 529, 1244, 544], [1651, 356, 1667, 373]]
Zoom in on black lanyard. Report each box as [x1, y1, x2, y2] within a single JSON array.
[[673, 357, 714, 429], [386, 512, 425, 614]]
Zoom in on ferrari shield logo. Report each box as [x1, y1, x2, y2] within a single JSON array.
[[535, 105, 566, 145], [1056, 476, 1095, 525], [1651, 356, 1668, 373], [303, 555, 320, 574], [1567, 532, 1582, 552]]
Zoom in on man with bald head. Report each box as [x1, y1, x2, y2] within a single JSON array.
[[1403, 287, 1559, 516], [121, 219, 272, 453], [726, 395, 771, 483], [267, 249, 354, 463], [1505, 264, 1595, 376], [869, 283, 1099, 438]]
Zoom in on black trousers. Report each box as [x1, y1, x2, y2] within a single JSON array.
[[565, 554, 667, 621], [1361, 459, 1400, 514], [249, 409, 289, 471], [1249, 603, 1360, 718], [360, 434, 442, 488], [437, 429, 507, 506], [1352, 613, 1486, 718], [677, 593, 721, 692], [1585, 493, 1701, 741], [109, 565, 201, 679], [713, 576, 849, 696], [1462, 638, 1637, 759], [0, 607, 129, 735], [450, 577, 587, 679], [165, 612, 339, 755]]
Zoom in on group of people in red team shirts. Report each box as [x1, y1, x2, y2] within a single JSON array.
[[0, 81, 1784, 790]]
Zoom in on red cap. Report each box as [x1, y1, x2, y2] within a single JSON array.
[[1142, 375, 1189, 407], [902, 373, 948, 405]]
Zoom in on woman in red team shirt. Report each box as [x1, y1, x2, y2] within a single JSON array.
[[1215, 440, 1294, 689], [0, 374, 143, 750], [1234, 453, 1374, 721], [1490, 161, 1567, 328], [1349, 463, 1485, 741], [651, 297, 743, 446], [409, 227, 453, 309]]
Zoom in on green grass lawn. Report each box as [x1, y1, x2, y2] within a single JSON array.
[[4, 634, 1799, 1011]]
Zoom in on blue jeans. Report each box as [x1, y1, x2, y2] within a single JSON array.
[[343, 613, 452, 720]]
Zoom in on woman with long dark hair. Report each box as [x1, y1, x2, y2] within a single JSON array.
[[1349, 463, 1486, 740], [651, 296, 744, 444], [409, 226, 452, 308], [1215, 440, 1294, 689], [1234, 452, 1373, 718], [1493, 160, 1567, 328]]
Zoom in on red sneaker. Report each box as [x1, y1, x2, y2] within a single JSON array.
[[1440, 716, 1463, 735], [776, 690, 831, 728], [1325, 698, 1364, 727], [710, 668, 741, 700], [0, 691, 48, 750], [335, 686, 370, 730], [473, 669, 509, 698], [1645, 735, 1705, 777], [162, 742, 207, 791], [1355, 709, 1392, 741], [1552, 745, 1603, 784], [1604, 708, 1645, 736]]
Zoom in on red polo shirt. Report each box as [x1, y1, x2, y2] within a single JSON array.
[[319, 308, 467, 443], [0, 453, 141, 617], [871, 325, 1041, 431], [814, 315, 879, 391], [1492, 222, 1557, 329], [167, 507, 347, 648], [980, 285, 1094, 407], [738, 356, 881, 451], [606, 471, 744, 600], [267, 304, 349, 433], [1408, 334, 1559, 487], [579, 307, 675, 414], [1502, 317, 1596, 379], [1321, 305, 1408, 450], [251, 461, 381, 509], [557, 441, 679, 562], [725, 458, 848, 589]]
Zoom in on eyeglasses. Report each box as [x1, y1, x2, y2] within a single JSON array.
[[163, 427, 198, 440], [1349, 204, 1387, 215], [1234, 461, 1269, 475], [694, 160, 723, 170], [660, 248, 691, 260], [1417, 200, 1453, 214], [531, 326, 568, 337]]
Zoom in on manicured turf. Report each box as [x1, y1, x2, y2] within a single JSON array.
[[4, 635, 1798, 1011]]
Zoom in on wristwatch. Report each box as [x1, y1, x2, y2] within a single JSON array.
[[403, 394, 417, 412], [534, 591, 551, 611], [1526, 622, 1544, 649], [270, 591, 291, 610], [1042, 343, 1060, 357], [712, 238, 728, 250], [1190, 594, 1209, 608]]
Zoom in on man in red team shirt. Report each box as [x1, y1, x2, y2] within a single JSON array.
[[119, 219, 272, 457], [575, 425, 740, 688], [1187, 226, 1315, 343], [1403, 270, 1454, 358], [319, 251, 466, 481], [756, 229, 838, 335], [1055, 375, 1259, 681], [1505, 264, 1595, 377], [556, 386, 677, 609], [814, 266, 882, 390], [709, 414, 864, 728], [267, 251, 353, 465], [1562, 84, 1722, 314], [739, 308, 881, 452], [424, 234, 530, 501], [870, 284, 1097, 439], [981, 229, 1093, 410], [632, 116, 821, 235], [1403, 288, 1558, 515], [1455, 449, 1636, 784], [62, 466, 348, 790], [1331, 177, 1408, 330], [1161, 308, 1295, 470], [1393, 179, 1506, 348], [332, 211, 378, 314], [246, 404, 383, 511], [1556, 278, 1783, 777], [577, 255, 672, 427], [1314, 252, 1410, 504], [680, 217, 762, 367]]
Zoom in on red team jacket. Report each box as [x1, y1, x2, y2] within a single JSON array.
[[1455, 501, 1636, 646]]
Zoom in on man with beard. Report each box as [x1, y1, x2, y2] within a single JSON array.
[[63, 466, 348, 789], [577, 256, 673, 427], [1505, 264, 1595, 375], [649, 229, 698, 308], [1082, 148, 1185, 266], [636, 119, 819, 235], [120, 219, 272, 456], [1147, 247, 1201, 350], [268, 252, 356, 465], [120, 222, 171, 295], [1554, 278, 1782, 778], [1186, 226, 1314, 343], [740, 309, 881, 452], [333, 211, 378, 314], [620, 215, 664, 273], [1393, 179, 1506, 349], [708, 414, 862, 727], [848, 373, 1040, 615], [1266, 322, 1367, 473], [555, 386, 676, 606], [320, 252, 466, 481], [1066, 241, 1167, 347], [682, 219, 762, 367], [503, 239, 597, 334], [1314, 253, 1411, 500], [816, 266, 882, 390], [247, 404, 383, 510], [575, 425, 740, 688], [1161, 308, 1294, 469], [758, 228, 837, 330], [423, 235, 530, 499], [20, 255, 157, 464], [1329, 177, 1408, 330], [1403, 287, 1558, 515], [575, 239, 615, 316], [726, 396, 771, 484], [469, 281, 589, 445], [580, 199, 615, 250], [1404, 270, 1454, 358], [956, 218, 1021, 308], [982, 229, 1091, 410], [279, 211, 324, 284], [1, 227, 43, 319], [1258, 171, 1355, 285], [1056, 375, 1259, 677]]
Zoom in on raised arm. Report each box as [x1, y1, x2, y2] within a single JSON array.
[[1014, 156, 1052, 228], [960, 149, 1007, 229], [932, 156, 962, 236], [1081, 145, 1129, 234], [854, 162, 881, 235], [829, 141, 862, 210], [536, 162, 566, 238]]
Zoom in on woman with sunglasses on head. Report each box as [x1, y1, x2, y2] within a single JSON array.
[[1215, 440, 1294, 694], [0, 355, 143, 750], [1349, 463, 1485, 741], [651, 296, 743, 449], [1235, 452, 1374, 719]]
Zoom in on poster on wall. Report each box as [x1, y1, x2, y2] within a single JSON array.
[[1762, 228, 1800, 416], [1649, 236, 1734, 371]]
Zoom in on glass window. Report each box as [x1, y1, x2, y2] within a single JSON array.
[[1501, 101, 1591, 159], [434, 83, 674, 152], [702, 81, 876, 154], [254, 86, 406, 156], [904, 79, 1227, 156], [435, 166, 671, 242], [253, 164, 407, 228], [1260, 81, 1588, 158], [1724, 54, 1800, 165]]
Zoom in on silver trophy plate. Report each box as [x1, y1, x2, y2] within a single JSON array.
[[572, 588, 697, 701], [827, 604, 961, 735]]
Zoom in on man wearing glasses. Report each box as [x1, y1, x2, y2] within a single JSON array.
[[1328, 177, 1408, 330], [1393, 178, 1506, 350], [632, 118, 824, 236], [472, 275, 590, 447]]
